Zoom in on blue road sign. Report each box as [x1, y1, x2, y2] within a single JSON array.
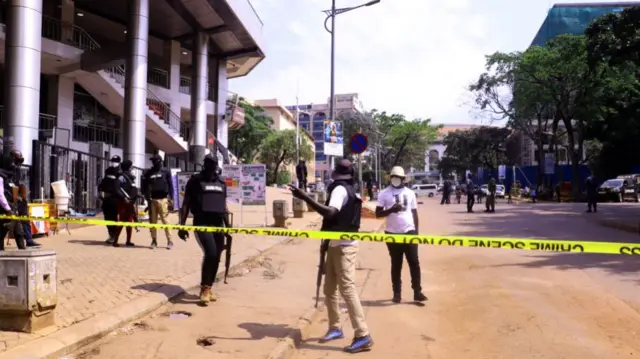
[[349, 133, 368, 154]]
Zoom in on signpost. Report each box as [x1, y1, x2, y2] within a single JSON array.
[[350, 133, 368, 195], [349, 133, 368, 154]]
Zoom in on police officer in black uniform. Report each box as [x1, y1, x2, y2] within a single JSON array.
[[585, 175, 598, 213], [0, 153, 26, 251], [178, 154, 229, 306], [111, 160, 140, 247], [100, 155, 122, 244], [466, 173, 475, 213]]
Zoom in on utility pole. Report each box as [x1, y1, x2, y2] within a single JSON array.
[[323, 0, 380, 177]]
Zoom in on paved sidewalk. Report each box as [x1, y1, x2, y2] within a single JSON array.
[[0, 188, 317, 355], [62, 217, 384, 359]]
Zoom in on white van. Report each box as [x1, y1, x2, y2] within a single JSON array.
[[411, 184, 438, 197]]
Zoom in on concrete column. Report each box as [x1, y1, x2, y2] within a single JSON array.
[[164, 40, 182, 121], [123, 0, 149, 170], [189, 32, 208, 164], [46, 75, 74, 132], [59, 0, 74, 44], [216, 59, 229, 148], [3, 0, 43, 165]]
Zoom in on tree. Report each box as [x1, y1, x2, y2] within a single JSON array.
[[228, 99, 274, 163], [469, 51, 554, 185], [439, 126, 511, 178], [258, 129, 314, 184], [584, 7, 640, 179]]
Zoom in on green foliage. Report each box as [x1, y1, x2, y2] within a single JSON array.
[[439, 126, 511, 178], [276, 170, 292, 186], [228, 99, 274, 163], [584, 7, 640, 179], [258, 129, 313, 185]]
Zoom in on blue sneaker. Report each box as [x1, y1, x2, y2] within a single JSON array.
[[319, 328, 344, 343], [344, 335, 373, 353]]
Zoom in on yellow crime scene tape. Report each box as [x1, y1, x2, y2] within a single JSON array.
[[2, 215, 639, 256]]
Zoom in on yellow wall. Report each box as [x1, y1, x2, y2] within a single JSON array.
[[253, 99, 316, 183]]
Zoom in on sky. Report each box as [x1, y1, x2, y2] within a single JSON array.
[[229, 0, 638, 125]]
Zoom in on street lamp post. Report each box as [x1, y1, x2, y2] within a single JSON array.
[[323, 0, 380, 177]]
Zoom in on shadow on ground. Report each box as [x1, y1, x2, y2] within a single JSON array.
[[202, 322, 295, 341]]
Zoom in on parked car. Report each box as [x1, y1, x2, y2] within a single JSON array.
[[598, 178, 627, 202], [495, 184, 506, 198], [480, 184, 489, 195], [412, 184, 438, 197], [616, 174, 640, 202]]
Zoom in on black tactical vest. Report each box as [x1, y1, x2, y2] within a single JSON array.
[[194, 174, 226, 215], [100, 168, 119, 195], [320, 180, 362, 233], [147, 170, 168, 196]]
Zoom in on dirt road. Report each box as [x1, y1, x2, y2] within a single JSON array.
[[68, 200, 640, 359], [296, 199, 640, 359]]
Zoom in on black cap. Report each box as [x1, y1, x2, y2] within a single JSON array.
[[121, 159, 133, 169], [150, 154, 163, 162], [332, 158, 354, 180], [110, 155, 121, 163]]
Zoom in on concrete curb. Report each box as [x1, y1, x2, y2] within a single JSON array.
[[266, 220, 386, 359], [0, 218, 323, 359]]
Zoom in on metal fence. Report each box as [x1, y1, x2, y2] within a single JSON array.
[[31, 140, 145, 213]]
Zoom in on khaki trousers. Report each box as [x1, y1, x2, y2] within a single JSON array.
[[324, 245, 369, 337], [149, 198, 172, 241]]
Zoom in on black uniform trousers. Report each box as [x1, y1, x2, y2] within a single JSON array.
[[440, 192, 450, 205], [385, 230, 422, 294], [467, 194, 475, 212], [102, 197, 119, 238], [193, 215, 226, 287], [587, 194, 597, 212]]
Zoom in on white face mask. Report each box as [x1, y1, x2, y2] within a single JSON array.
[[110, 162, 119, 168], [390, 178, 403, 187]]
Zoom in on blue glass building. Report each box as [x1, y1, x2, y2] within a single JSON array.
[[530, 2, 638, 47]]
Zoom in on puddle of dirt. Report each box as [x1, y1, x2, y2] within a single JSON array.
[[197, 337, 215, 347]]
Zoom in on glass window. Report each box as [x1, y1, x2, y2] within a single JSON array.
[[316, 153, 326, 161], [531, 5, 628, 47]]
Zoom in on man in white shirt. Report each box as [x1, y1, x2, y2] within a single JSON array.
[[288, 159, 372, 353], [376, 166, 427, 304]]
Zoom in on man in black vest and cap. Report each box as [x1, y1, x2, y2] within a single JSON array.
[[0, 153, 26, 251], [288, 158, 373, 354], [178, 154, 229, 306], [141, 154, 174, 249], [100, 155, 122, 244]]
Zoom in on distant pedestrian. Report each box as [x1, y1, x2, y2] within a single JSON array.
[[466, 174, 475, 213], [296, 160, 308, 191], [375, 166, 427, 304], [585, 175, 598, 213], [531, 187, 537, 203]]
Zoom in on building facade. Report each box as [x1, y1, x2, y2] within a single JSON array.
[[286, 93, 364, 180], [0, 0, 265, 172], [424, 124, 478, 178], [253, 98, 316, 182]]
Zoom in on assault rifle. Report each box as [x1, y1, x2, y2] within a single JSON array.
[[315, 240, 329, 308], [223, 212, 233, 284]]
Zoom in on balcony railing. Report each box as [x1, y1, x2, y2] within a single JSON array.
[[72, 122, 120, 147], [104, 65, 189, 141], [179, 76, 215, 101], [148, 68, 169, 89], [41, 16, 100, 51], [0, 105, 57, 135]]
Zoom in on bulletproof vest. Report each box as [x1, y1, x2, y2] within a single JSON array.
[[320, 180, 362, 233], [147, 170, 168, 194], [197, 175, 226, 215], [122, 172, 139, 199], [100, 168, 119, 194]]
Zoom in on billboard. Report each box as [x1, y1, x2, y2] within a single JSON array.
[[323, 120, 344, 157]]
